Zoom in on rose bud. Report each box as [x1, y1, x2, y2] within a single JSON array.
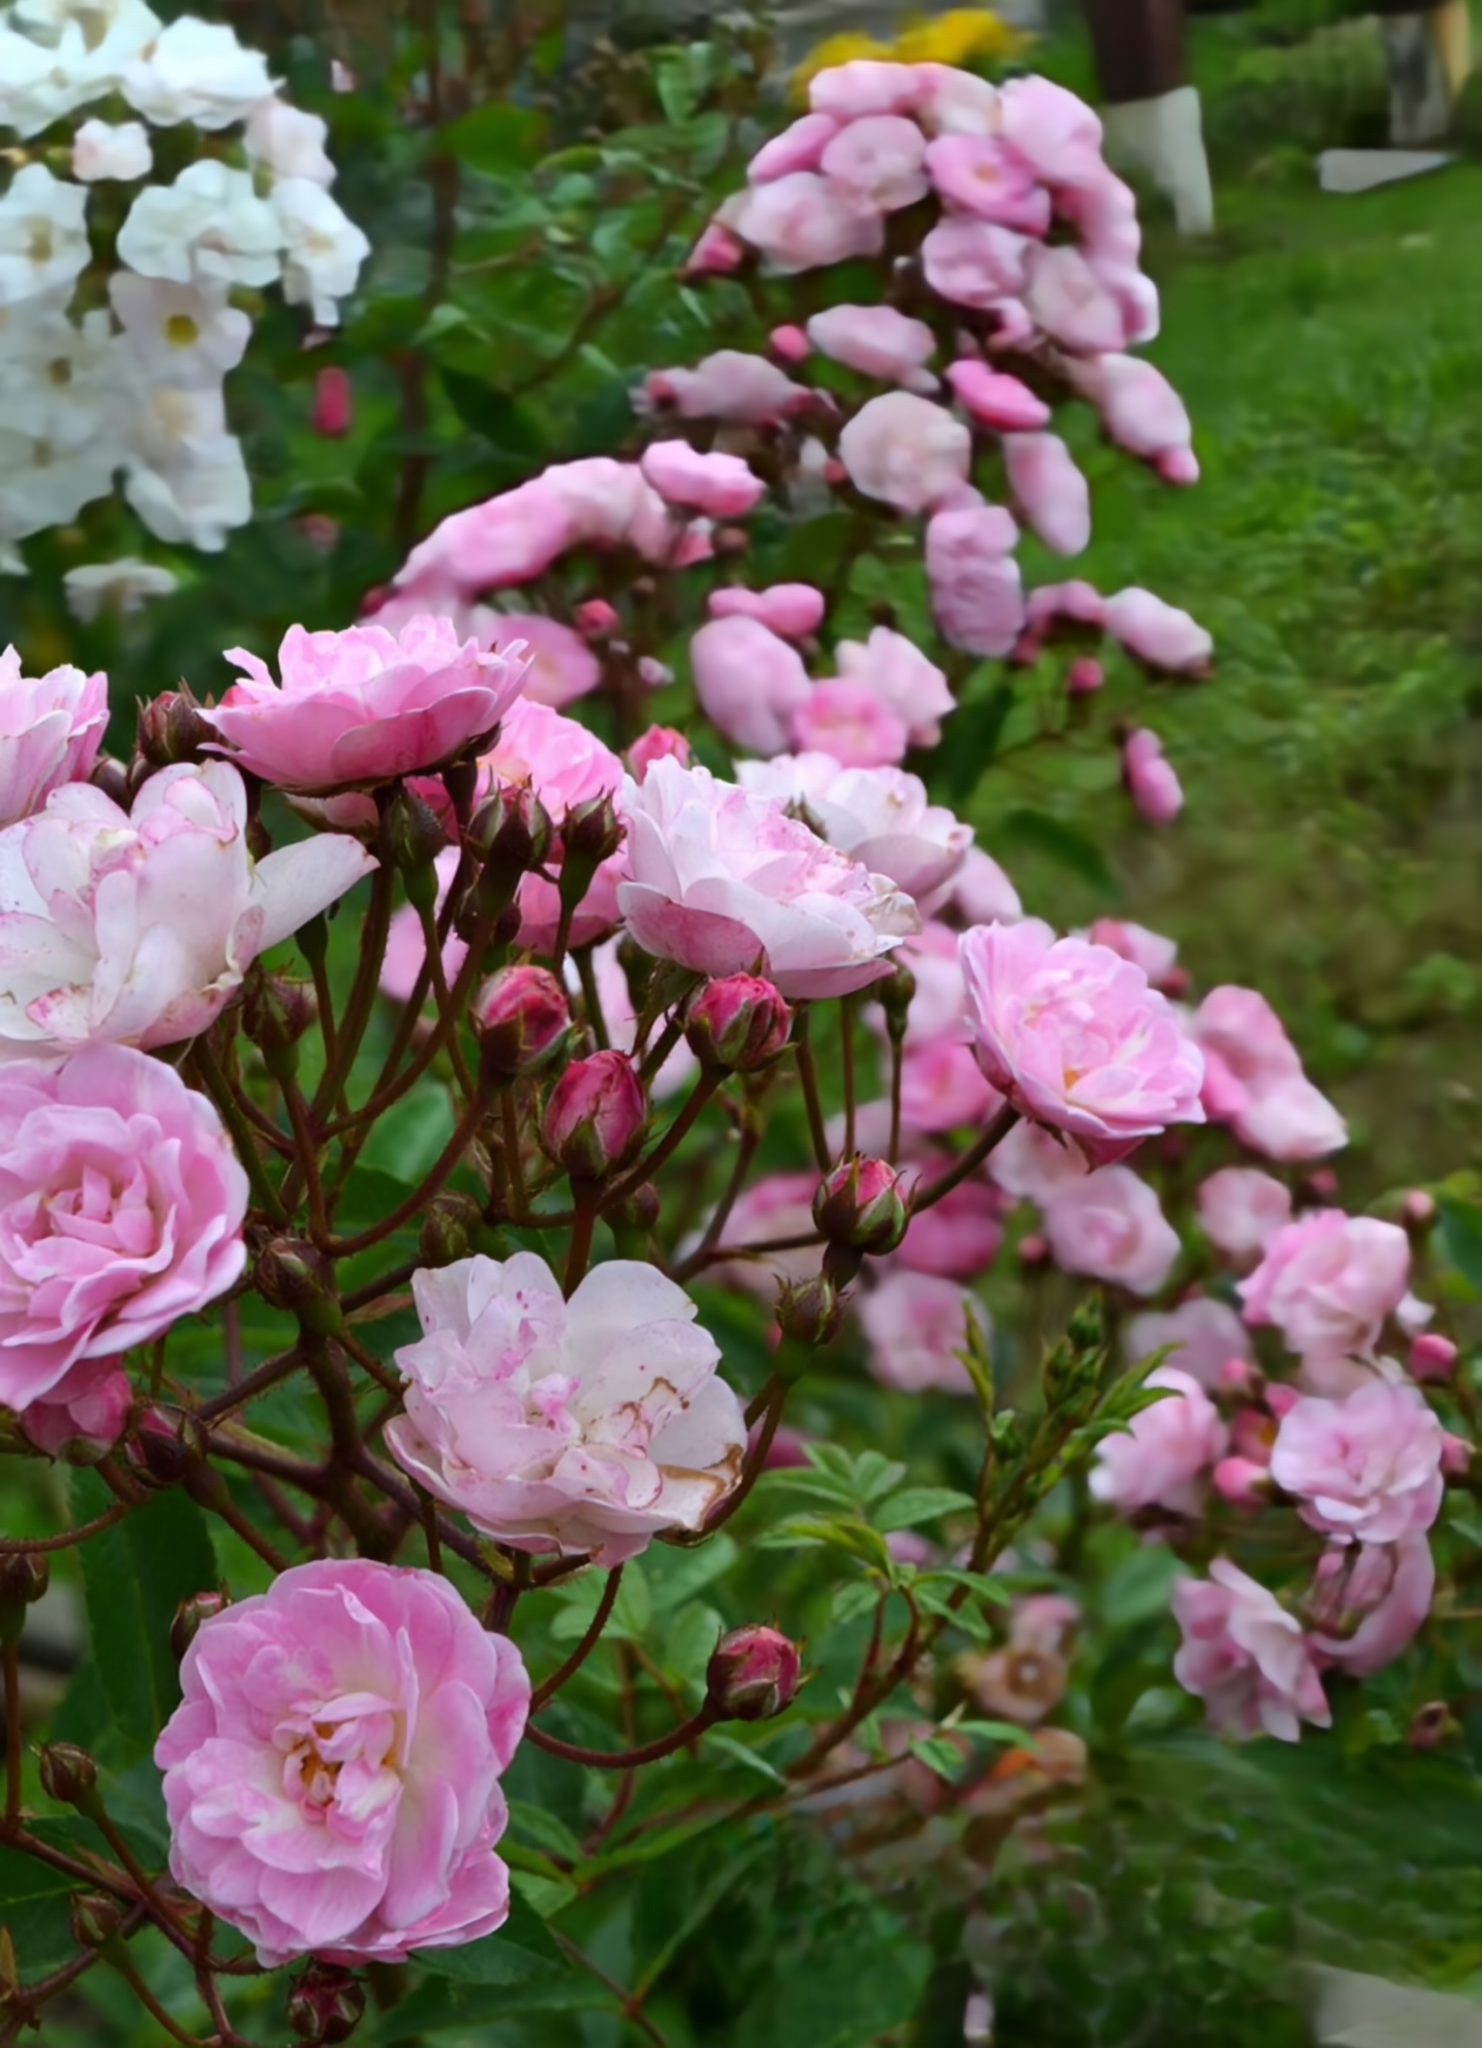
[[627, 726, 692, 780], [542, 1051, 646, 1182], [706, 1625, 802, 1724], [38, 1742, 98, 1807], [70, 1892, 125, 1949], [383, 788, 447, 909], [0, 1553, 49, 1644], [289, 1961, 367, 2045], [90, 753, 131, 807], [1410, 1333, 1459, 1383], [1402, 1189, 1437, 1233], [876, 960, 916, 1047], [419, 1192, 484, 1269], [473, 965, 571, 1081], [813, 1156, 910, 1258], [171, 1590, 230, 1662], [686, 975, 791, 1074], [242, 972, 316, 1067], [313, 366, 353, 441], [135, 689, 212, 771], [1410, 1701, 1459, 1752], [466, 784, 553, 906], [129, 1406, 200, 1487], [254, 1240, 343, 1336], [776, 1274, 842, 1353]]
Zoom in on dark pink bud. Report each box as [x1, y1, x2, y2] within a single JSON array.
[[1402, 1189, 1437, 1232], [683, 220, 745, 278], [813, 1156, 910, 1258], [289, 1960, 367, 2044], [39, 1742, 98, 1806], [542, 1051, 646, 1181], [1212, 1456, 1270, 1510], [313, 366, 353, 439], [473, 965, 571, 1081], [1265, 1383, 1300, 1421], [1410, 1333, 1458, 1383], [1442, 1431, 1472, 1478], [1217, 1357, 1259, 1397], [770, 322, 810, 364], [686, 974, 791, 1074], [1302, 1168, 1340, 1203], [1018, 1232, 1051, 1269], [627, 726, 692, 780], [705, 1625, 801, 1723], [1066, 656, 1104, 696], [575, 598, 620, 639], [136, 689, 212, 770]]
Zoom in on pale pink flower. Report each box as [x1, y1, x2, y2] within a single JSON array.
[[0, 764, 373, 1058], [1191, 986, 1346, 1160], [806, 305, 938, 392], [0, 648, 107, 827], [895, 1178, 1003, 1281], [1240, 1212, 1411, 1363], [619, 759, 917, 1000], [643, 351, 813, 425], [859, 1269, 980, 1394], [1055, 161, 1141, 267], [809, 59, 922, 121], [1091, 1366, 1227, 1515], [208, 615, 528, 793], [706, 1172, 821, 1295], [818, 114, 929, 213], [476, 698, 626, 952], [926, 504, 1025, 657], [1126, 1295, 1252, 1390], [481, 612, 599, 710], [1043, 1165, 1180, 1296], [1086, 919, 1178, 988], [1198, 1168, 1292, 1269], [1023, 244, 1127, 353], [157, 1560, 529, 1964], [1270, 1379, 1443, 1544], [901, 1038, 1001, 1133], [924, 135, 1050, 232], [944, 845, 1022, 925], [392, 476, 574, 599], [833, 626, 955, 748], [1308, 1537, 1433, 1675], [944, 360, 1050, 432], [960, 918, 1205, 1154], [913, 62, 1002, 138], [998, 76, 1105, 185], [988, 1117, 1088, 1206], [1004, 433, 1090, 556], [1022, 579, 1107, 644], [708, 583, 825, 640], [388, 1253, 746, 1564], [1172, 1559, 1331, 1742], [738, 755, 969, 904], [640, 442, 766, 518], [690, 615, 813, 758], [1234, 1077, 1348, 1163], [1104, 587, 1211, 673], [922, 216, 1030, 309], [839, 392, 972, 514], [789, 680, 908, 767], [0, 1044, 246, 1418], [1069, 355, 1196, 483], [749, 111, 840, 182], [723, 171, 884, 272], [1122, 727, 1183, 826], [21, 1356, 132, 1461], [684, 220, 745, 275]]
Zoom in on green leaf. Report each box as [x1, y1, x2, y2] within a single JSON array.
[[549, 1561, 652, 1643], [874, 1487, 977, 1534], [645, 1533, 738, 1612], [1000, 807, 1115, 892], [410, 1892, 570, 1985], [440, 104, 547, 175], [438, 373, 548, 470], [71, 1472, 217, 1751], [754, 1517, 895, 1569], [942, 682, 1014, 798], [0, 1821, 98, 1972], [1439, 1196, 1482, 1297]]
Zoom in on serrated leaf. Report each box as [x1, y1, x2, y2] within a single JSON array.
[[874, 1487, 977, 1534]]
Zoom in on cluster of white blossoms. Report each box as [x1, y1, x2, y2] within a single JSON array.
[[0, 0, 368, 580]]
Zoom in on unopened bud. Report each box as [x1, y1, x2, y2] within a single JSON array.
[[1410, 1700, 1460, 1752], [171, 1590, 229, 1662], [542, 1051, 646, 1182], [706, 1625, 801, 1723], [70, 1892, 124, 1949], [473, 965, 570, 1081], [611, 1181, 661, 1233], [627, 726, 691, 780], [90, 754, 131, 807], [1018, 1232, 1050, 1269], [255, 1239, 343, 1335], [288, 1962, 367, 2045], [0, 1553, 49, 1639], [38, 1742, 98, 1808], [1410, 1333, 1458, 1383], [558, 794, 625, 919], [136, 689, 212, 770], [129, 1406, 201, 1487], [776, 1274, 841, 1353], [383, 790, 447, 912], [467, 783, 552, 885], [1066, 656, 1104, 697], [686, 975, 791, 1074], [813, 1156, 909, 1258], [1442, 1431, 1473, 1478], [420, 1192, 483, 1269], [876, 961, 917, 1045], [1402, 1189, 1437, 1233], [1212, 1456, 1271, 1510], [243, 973, 316, 1064], [313, 365, 353, 440]]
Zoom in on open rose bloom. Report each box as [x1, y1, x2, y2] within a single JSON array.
[[0, 648, 107, 828]]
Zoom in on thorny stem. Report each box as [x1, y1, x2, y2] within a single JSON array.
[[671, 1114, 760, 1280], [3, 1645, 20, 1832], [188, 1041, 288, 1227], [327, 1081, 494, 1256], [792, 1012, 831, 1173], [525, 1704, 718, 1770], [601, 1071, 722, 1215], [911, 1103, 1019, 1214], [533, 1567, 626, 1709], [840, 996, 858, 1158]]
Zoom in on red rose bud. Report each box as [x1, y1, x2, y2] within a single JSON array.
[[813, 1156, 910, 1257], [171, 1590, 230, 1662], [473, 965, 571, 1081], [1410, 1333, 1458, 1383], [706, 1625, 802, 1723], [135, 689, 212, 770], [542, 1051, 646, 1182], [627, 726, 691, 780], [289, 1962, 367, 2046], [686, 975, 791, 1074], [38, 1742, 98, 1807], [313, 365, 353, 440]]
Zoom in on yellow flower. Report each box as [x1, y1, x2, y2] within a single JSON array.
[[893, 10, 1033, 68], [792, 32, 899, 99]]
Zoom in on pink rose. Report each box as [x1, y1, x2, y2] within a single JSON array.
[[960, 918, 1205, 1154], [21, 1355, 132, 1462], [628, 725, 692, 780], [1234, 1078, 1348, 1163], [724, 171, 884, 272], [643, 350, 812, 426], [208, 615, 529, 793], [1043, 1165, 1180, 1296], [619, 759, 917, 1000], [1104, 587, 1211, 673], [690, 615, 813, 758], [858, 1269, 980, 1394], [809, 59, 922, 121], [1191, 986, 1346, 1161], [1090, 1366, 1227, 1515], [738, 756, 969, 904], [387, 1253, 746, 1564], [1307, 1536, 1434, 1675], [157, 1560, 529, 1964], [1126, 1295, 1252, 1390], [0, 763, 374, 1057], [749, 111, 839, 183], [924, 135, 1050, 233], [839, 392, 973, 514], [1068, 355, 1196, 483], [640, 441, 767, 518], [1197, 1168, 1292, 1268], [1270, 1379, 1443, 1544], [1004, 433, 1090, 556], [806, 305, 939, 392], [0, 1044, 247, 1417], [1172, 1559, 1331, 1742], [1240, 1211, 1411, 1362], [1086, 919, 1178, 989], [482, 613, 599, 709], [944, 845, 1022, 925], [901, 1037, 1001, 1133], [833, 627, 955, 748], [707, 583, 825, 640], [819, 114, 930, 211], [0, 648, 107, 827], [922, 216, 1029, 309], [926, 504, 1025, 658], [988, 1117, 1088, 1206], [998, 76, 1105, 185], [478, 697, 626, 952], [789, 680, 909, 768], [1023, 243, 1127, 353], [1122, 727, 1183, 826], [944, 360, 1050, 433]]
